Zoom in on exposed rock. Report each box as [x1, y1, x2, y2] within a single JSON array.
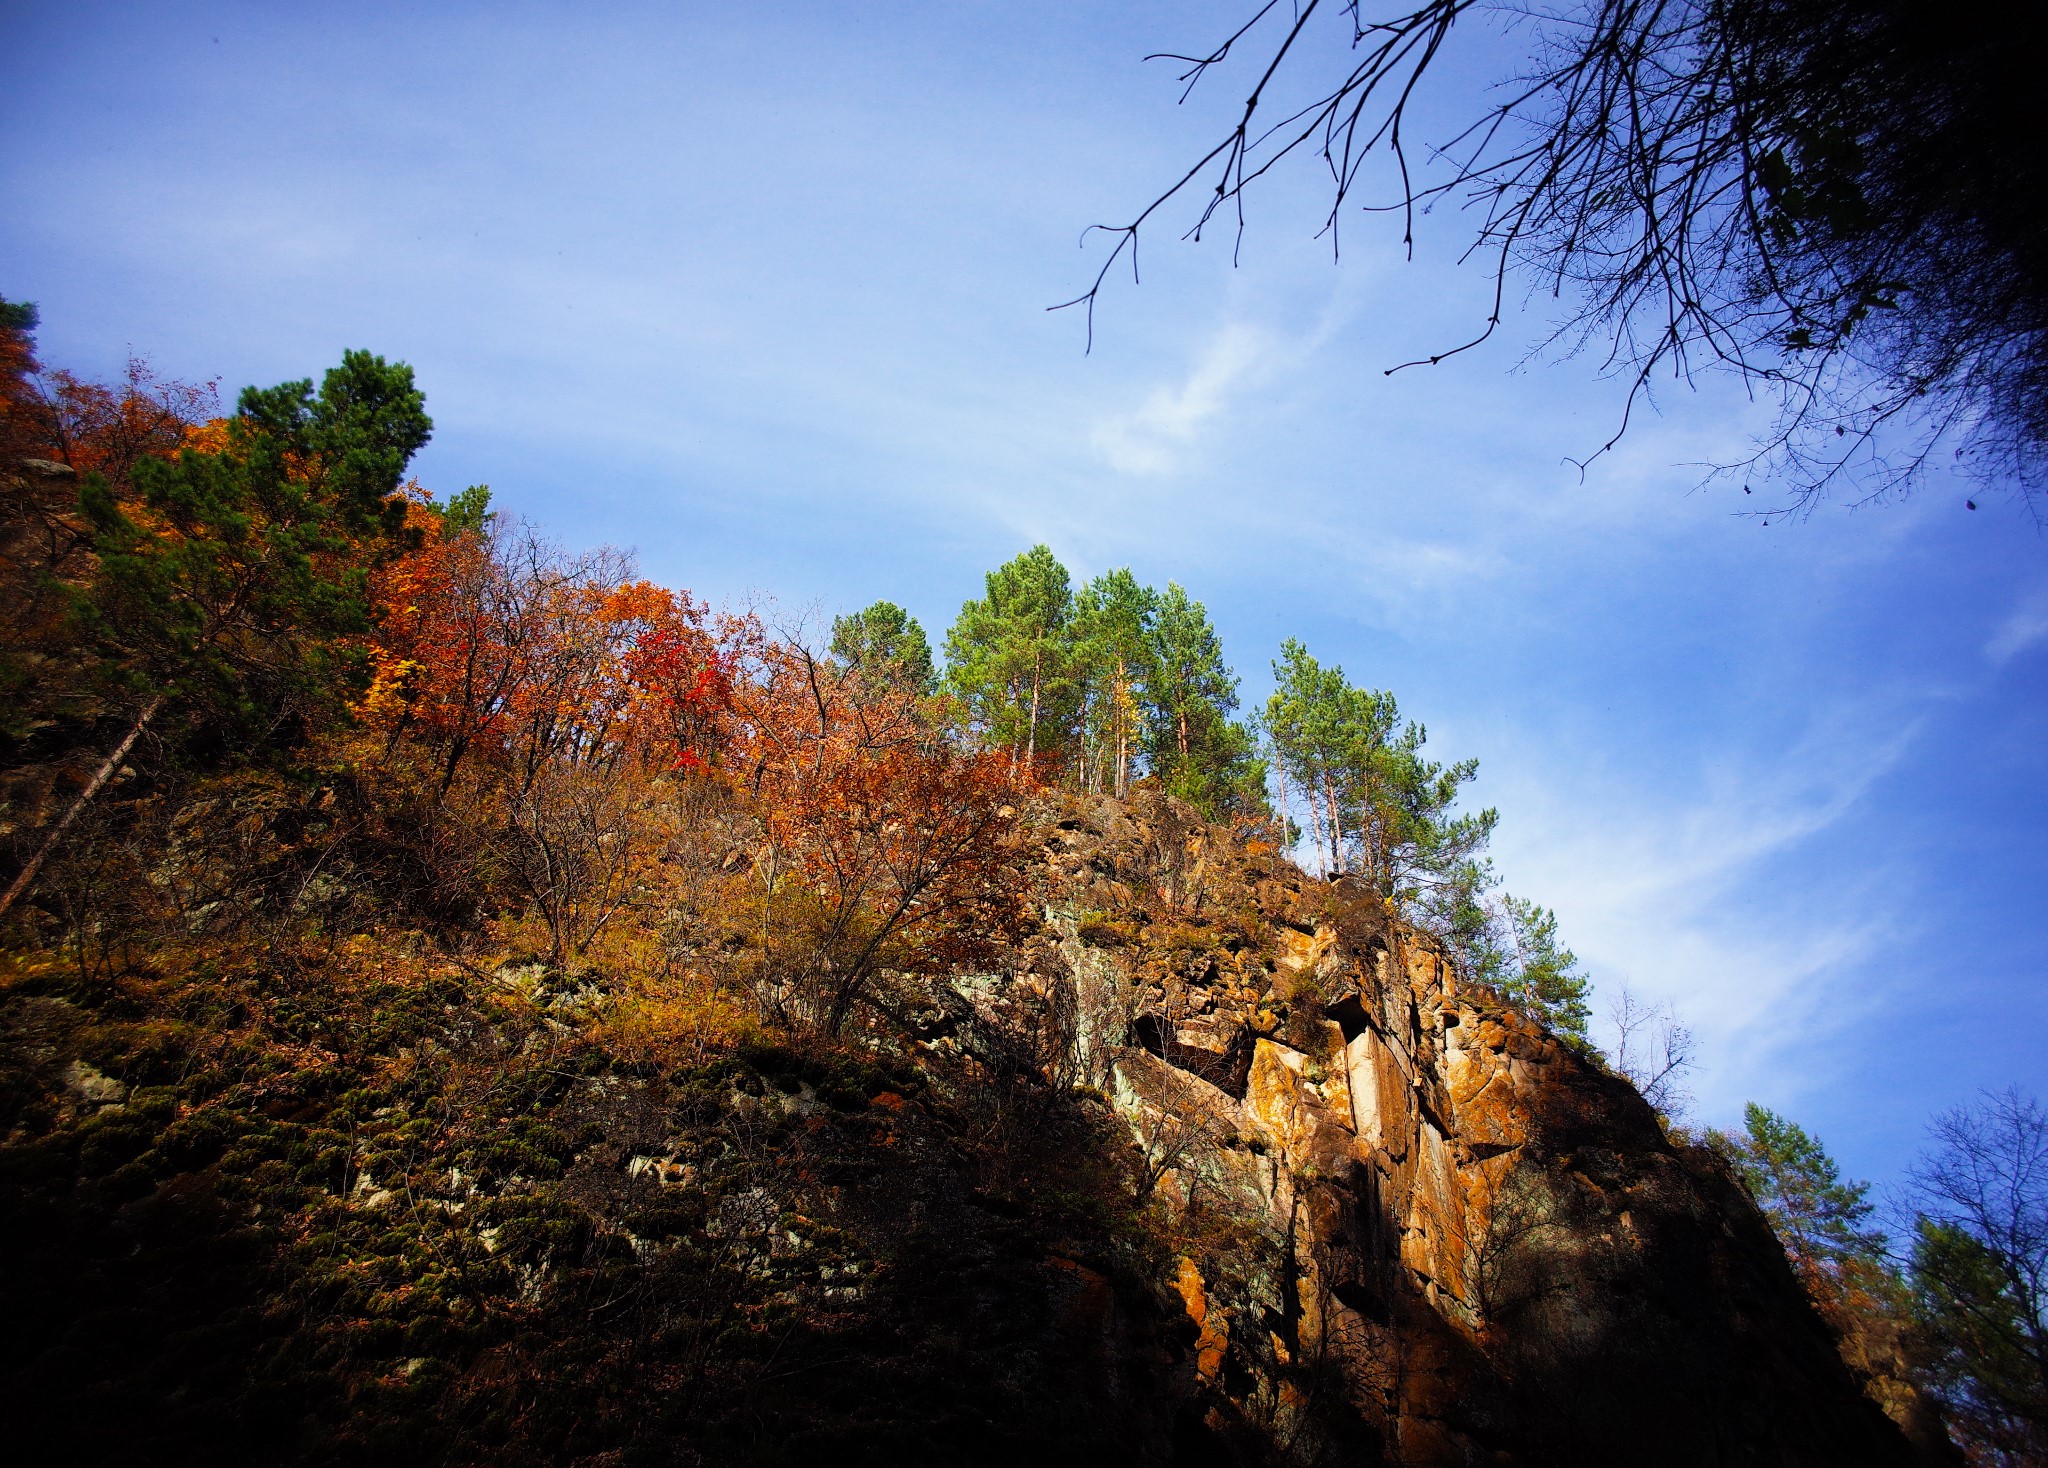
[[1036, 787, 1920, 1466], [63, 1059, 126, 1107]]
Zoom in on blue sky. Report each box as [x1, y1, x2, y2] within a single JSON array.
[[5, 0, 2042, 1190]]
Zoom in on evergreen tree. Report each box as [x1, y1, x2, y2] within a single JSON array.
[[1907, 1089, 2048, 1460], [1495, 897, 1593, 1041], [1265, 639, 1356, 873], [942, 545, 1076, 771], [1142, 583, 1260, 817], [436, 483, 495, 537], [831, 600, 936, 693], [1717, 1103, 1889, 1284], [1707, 1103, 1944, 1451], [1069, 569, 1156, 797], [1912, 1221, 2048, 1458], [1442, 892, 1593, 1042], [1357, 714, 1496, 911], [1, 350, 431, 920], [77, 349, 431, 726], [1265, 638, 1495, 901]]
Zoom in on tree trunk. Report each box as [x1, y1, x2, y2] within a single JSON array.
[[1006, 676, 1021, 779], [1275, 756, 1290, 859], [1301, 768, 1327, 877], [0, 694, 166, 923], [1114, 659, 1128, 798], [1025, 644, 1042, 770], [1324, 773, 1344, 875]]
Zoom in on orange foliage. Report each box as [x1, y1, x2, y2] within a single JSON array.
[[32, 360, 220, 484], [0, 342, 218, 492], [733, 646, 1028, 1031], [352, 510, 1025, 1014], [360, 519, 732, 795]]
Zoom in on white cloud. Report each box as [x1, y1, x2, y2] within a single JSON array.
[[1985, 579, 2048, 665], [1489, 701, 1925, 1120], [1090, 322, 1283, 475]]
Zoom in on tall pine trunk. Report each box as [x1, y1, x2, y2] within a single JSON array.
[[1114, 658, 1129, 798], [1007, 675, 1021, 779], [1274, 755, 1291, 860], [1324, 772, 1344, 875], [0, 694, 167, 922], [1025, 643, 1042, 770], [1302, 765, 1328, 876]]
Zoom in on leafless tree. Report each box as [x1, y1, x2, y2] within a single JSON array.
[[1060, 0, 2046, 512], [1605, 981, 1693, 1117], [1123, 972, 1232, 1204], [1905, 1087, 2048, 1463], [498, 759, 653, 968]]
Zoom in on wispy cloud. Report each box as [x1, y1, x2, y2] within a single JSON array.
[[1090, 322, 1282, 475], [1490, 700, 1926, 1118], [1985, 579, 2048, 665]]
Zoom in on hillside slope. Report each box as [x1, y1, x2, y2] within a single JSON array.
[[0, 787, 1920, 1466]]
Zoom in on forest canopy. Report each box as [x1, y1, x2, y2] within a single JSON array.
[[0, 301, 1576, 1036]]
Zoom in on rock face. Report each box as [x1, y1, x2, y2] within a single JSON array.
[[1034, 791, 1918, 1465]]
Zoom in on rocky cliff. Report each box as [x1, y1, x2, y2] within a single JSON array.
[[1031, 792, 1918, 1463], [0, 789, 1922, 1466]]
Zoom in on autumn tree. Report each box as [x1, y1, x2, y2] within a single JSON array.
[[356, 508, 730, 958], [734, 642, 1027, 1032]]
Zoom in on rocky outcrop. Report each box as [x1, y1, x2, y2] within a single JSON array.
[[1030, 790, 1919, 1465]]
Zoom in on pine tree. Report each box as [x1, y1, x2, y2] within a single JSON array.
[[1141, 583, 1259, 816], [1265, 639, 1355, 873], [831, 600, 936, 693], [1069, 569, 1156, 797], [76, 350, 431, 724], [1265, 639, 1494, 898], [1718, 1103, 1889, 1284], [1906, 1089, 2048, 1459], [942, 545, 1076, 773], [1, 350, 432, 919], [1494, 896, 1593, 1041], [1434, 883, 1596, 1046]]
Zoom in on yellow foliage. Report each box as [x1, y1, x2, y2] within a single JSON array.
[[352, 652, 422, 727], [589, 970, 759, 1070], [180, 417, 232, 456]]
